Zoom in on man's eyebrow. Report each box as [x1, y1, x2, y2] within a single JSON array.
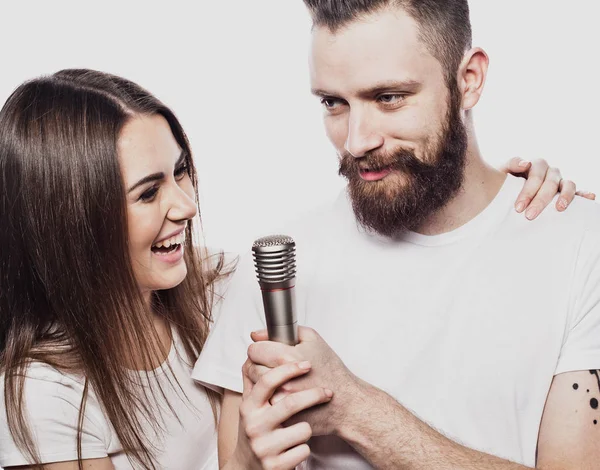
[[356, 80, 422, 98], [127, 150, 186, 193], [311, 80, 422, 98]]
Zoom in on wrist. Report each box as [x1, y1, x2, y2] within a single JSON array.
[[334, 375, 374, 439], [222, 448, 254, 470]]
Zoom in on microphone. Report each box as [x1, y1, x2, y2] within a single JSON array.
[[252, 235, 298, 345]]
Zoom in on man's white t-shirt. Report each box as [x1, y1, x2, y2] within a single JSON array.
[[193, 174, 600, 469], [0, 329, 219, 469]]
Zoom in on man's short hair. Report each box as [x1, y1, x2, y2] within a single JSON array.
[[303, 0, 473, 87]]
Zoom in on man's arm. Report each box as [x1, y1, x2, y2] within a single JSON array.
[[537, 370, 600, 468], [340, 370, 600, 469], [339, 377, 529, 469], [247, 328, 600, 469]]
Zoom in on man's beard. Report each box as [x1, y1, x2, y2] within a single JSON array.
[[338, 92, 468, 237]]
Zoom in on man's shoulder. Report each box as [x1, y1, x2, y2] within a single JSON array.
[[539, 195, 600, 235]]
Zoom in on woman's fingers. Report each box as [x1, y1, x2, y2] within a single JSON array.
[[501, 156, 531, 175], [259, 387, 333, 432], [239, 362, 333, 469], [249, 422, 312, 463], [576, 190, 597, 200], [523, 166, 562, 219], [244, 361, 311, 408], [243, 387, 332, 440], [245, 361, 273, 386], [514, 159, 550, 214], [261, 443, 311, 470], [556, 179, 576, 211]]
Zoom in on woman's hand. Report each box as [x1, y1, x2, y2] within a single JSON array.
[[501, 157, 595, 220], [230, 360, 332, 470]]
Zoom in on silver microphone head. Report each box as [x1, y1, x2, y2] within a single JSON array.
[[252, 235, 296, 290], [252, 235, 299, 345]]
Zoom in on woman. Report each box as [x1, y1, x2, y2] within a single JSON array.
[[0, 69, 588, 470], [0, 69, 333, 470]]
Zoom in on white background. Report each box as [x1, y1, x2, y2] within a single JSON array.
[[1, 1, 599, 254]]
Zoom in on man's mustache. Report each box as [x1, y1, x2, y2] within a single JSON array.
[[338, 148, 437, 179]]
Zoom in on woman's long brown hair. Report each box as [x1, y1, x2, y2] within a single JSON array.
[[0, 69, 227, 469]]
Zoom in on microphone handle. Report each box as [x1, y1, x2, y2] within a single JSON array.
[[260, 286, 298, 345]]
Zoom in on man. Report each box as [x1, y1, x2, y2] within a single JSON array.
[[194, 1, 600, 468]]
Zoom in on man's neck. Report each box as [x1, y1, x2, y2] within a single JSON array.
[[415, 143, 506, 236]]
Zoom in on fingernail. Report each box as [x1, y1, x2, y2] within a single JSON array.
[[324, 389, 333, 398], [298, 361, 311, 370], [557, 197, 568, 211], [525, 207, 538, 220], [515, 201, 525, 212], [518, 160, 531, 168]]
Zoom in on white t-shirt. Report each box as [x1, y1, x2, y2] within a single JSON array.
[[0, 329, 219, 469], [193, 174, 600, 469]]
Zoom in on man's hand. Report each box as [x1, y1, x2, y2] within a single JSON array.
[[246, 327, 360, 436], [501, 157, 596, 220]]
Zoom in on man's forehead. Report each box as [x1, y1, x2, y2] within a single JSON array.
[[308, 9, 439, 95]]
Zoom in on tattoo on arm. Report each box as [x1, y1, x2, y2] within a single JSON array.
[[572, 370, 600, 425]]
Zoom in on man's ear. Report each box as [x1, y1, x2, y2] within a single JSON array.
[[458, 47, 489, 111]]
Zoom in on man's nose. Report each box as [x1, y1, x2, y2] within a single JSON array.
[[344, 110, 384, 158]]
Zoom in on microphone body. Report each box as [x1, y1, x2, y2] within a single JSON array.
[[252, 235, 298, 345]]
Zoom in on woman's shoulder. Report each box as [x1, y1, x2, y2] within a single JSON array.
[[0, 363, 110, 467], [1, 361, 87, 406]]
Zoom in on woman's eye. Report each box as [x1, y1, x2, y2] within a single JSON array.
[[175, 164, 189, 181], [139, 187, 158, 202]]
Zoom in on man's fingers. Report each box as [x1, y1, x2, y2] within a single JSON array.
[[556, 179, 576, 211], [502, 156, 531, 175], [297, 326, 320, 342], [247, 361, 312, 407], [249, 422, 312, 461]]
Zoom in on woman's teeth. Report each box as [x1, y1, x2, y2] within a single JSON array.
[[152, 231, 185, 249]]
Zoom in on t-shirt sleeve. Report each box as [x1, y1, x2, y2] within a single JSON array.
[[193, 250, 267, 394], [0, 366, 108, 467], [555, 230, 600, 374]]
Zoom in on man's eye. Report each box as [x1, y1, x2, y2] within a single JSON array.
[[175, 164, 189, 181], [320, 97, 343, 109], [139, 187, 158, 202], [378, 94, 405, 105]]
